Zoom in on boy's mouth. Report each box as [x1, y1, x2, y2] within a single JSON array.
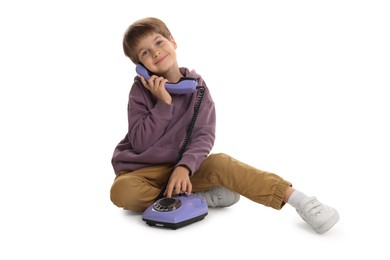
[[155, 54, 167, 65]]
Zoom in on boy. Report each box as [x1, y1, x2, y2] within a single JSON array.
[[110, 17, 339, 234]]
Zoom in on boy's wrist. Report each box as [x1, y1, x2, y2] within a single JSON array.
[[176, 165, 191, 175]]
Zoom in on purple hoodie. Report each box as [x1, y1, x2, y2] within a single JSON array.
[[111, 67, 216, 175]]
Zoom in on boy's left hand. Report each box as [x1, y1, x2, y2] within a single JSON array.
[[140, 75, 172, 105], [164, 165, 192, 198]]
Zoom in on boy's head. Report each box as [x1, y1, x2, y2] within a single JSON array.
[[123, 17, 172, 64]]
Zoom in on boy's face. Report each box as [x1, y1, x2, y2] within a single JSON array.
[[135, 32, 178, 75]]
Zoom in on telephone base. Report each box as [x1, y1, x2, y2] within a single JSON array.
[[142, 194, 208, 229]]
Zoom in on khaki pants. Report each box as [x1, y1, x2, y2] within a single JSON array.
[[110, 153, 292, 212]]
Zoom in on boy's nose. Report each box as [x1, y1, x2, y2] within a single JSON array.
[[152, 49, 161, 58]]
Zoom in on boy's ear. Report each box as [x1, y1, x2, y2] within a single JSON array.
[[169, 36, 177, 49]]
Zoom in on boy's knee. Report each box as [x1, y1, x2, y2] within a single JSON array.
[[197, 153, 234, 176], [110, 177, 148, 212], [207, 153, 233, 166], [208, 153, 229, 161]]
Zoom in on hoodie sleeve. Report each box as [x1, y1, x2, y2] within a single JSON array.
[[127, 79, 174, 153]]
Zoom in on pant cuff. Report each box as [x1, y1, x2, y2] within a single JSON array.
[[269, 180, 292, 210]]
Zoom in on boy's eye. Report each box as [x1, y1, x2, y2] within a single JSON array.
[[141, 50, 149, 57], [156, 40, 163, 46]]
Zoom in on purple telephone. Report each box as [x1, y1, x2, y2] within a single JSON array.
[[136, 63, 198, 95]]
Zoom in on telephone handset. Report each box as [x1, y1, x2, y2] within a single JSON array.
[[136, 63, 198, 95]]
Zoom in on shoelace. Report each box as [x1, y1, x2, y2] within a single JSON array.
[[211, 193, 222, 206], [199, 191, 222, 207], [300, 198, 324, 220]]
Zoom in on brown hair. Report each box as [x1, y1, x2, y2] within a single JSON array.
[[123, 17, 172, 64]]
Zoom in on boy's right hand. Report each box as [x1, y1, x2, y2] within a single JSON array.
[[140, 75, 172, 105], [164, 166, 192, 198]]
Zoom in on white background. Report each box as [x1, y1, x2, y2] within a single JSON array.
[[1, 0, 389, 259]]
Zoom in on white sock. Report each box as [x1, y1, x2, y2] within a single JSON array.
[[287, 190, 308, 209]]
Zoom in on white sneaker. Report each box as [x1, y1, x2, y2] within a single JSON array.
[[195, 187, 240, 208], [296, 196, 340, 234]]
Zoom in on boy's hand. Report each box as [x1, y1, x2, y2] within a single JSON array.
[[140, 75, 172, 105], [164, 166, 192, 198]]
